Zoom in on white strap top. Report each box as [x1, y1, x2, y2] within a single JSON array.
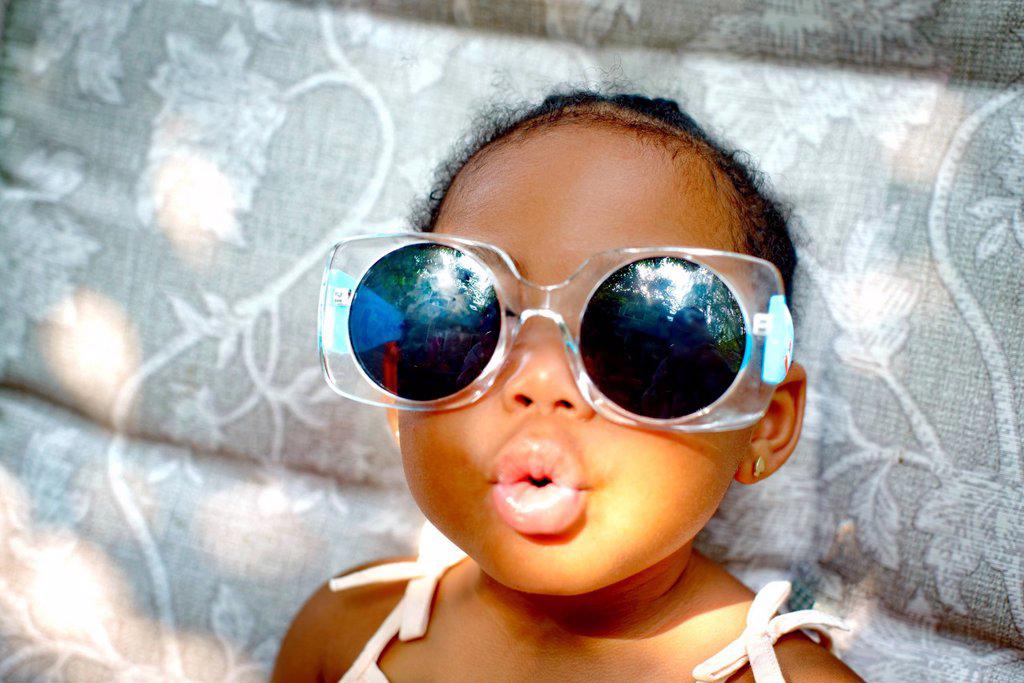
[[331, 522, 851, 683]]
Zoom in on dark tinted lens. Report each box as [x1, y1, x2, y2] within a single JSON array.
[[580, 257, 746, 419], [348, 243, 501, 401]]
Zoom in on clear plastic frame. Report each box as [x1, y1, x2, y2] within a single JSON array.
[[317, 232, 794, 433]]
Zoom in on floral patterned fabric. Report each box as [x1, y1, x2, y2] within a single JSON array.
[[0, 1, 1022, 681]]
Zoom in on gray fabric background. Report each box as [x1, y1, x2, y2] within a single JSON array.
[[0, 0, 1022, 680]]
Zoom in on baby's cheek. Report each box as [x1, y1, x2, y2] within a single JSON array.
[[597, 441, 734, 547], [398, 412, 486, 532]]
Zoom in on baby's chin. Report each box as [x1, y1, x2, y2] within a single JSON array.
[[461, 521, 668, 596], [417, 478, 711, 596]]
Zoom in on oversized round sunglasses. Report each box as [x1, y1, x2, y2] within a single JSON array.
[[317, 233, 793, 433]]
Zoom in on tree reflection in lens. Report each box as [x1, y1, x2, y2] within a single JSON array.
[[580, 257, 746, 419], [348, 244, 501, 401]]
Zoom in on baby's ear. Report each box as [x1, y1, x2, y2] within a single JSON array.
[[734, 361, 807, 484], [386, 406, 401, 450]]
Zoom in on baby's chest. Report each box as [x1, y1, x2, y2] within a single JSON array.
[[370, 622, 731, 682]]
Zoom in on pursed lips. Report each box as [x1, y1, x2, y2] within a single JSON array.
[[487, 433, 591, 535]]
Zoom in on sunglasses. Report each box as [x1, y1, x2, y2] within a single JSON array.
[[317, 233, 793, 433]]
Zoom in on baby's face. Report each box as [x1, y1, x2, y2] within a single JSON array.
[[398, 123, 767, 594]]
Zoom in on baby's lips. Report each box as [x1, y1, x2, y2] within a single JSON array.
[[491, 480, 586, 536], [492, 433, 587, 490]]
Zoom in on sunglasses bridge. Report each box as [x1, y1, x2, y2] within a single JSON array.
[[496, 274, 581, 354]]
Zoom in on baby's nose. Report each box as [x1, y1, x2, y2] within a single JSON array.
[[499, 318, 595, 420]]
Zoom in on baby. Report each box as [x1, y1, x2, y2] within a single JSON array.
[[273, 89, 863, 682]]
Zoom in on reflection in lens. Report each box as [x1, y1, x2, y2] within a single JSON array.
[[580, 257, 747, 419], [348, 243, 501, 401]]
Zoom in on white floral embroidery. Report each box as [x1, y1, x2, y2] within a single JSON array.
[[246, 0, 287, 40], [804, 204, 921, 374], [840, 582, 1022, 681], [329, 7, 454, 96], [690, 55, 940, 175], [210, 583, 254, 653], [0, 148, 100, 376], [135, 22, 288, 247], [809, 386, 931, 575], [146, 443, 205, 487], [186, 0, 287, 40], [916, 469, 1024, 631], [20, 428, 92, 527], [30, 0, 144, 104], [968, 111, 1024, 262], [694, 0, 940, 68], [799, 202, 948, 467], [168, 383, 228, 452], [543, 0, 643, 47]]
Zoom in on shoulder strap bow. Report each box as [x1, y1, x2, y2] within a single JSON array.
[[329, 521, 468, 641], [691, 580, 850, 683]]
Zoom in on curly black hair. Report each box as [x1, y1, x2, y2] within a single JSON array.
[[405, 87, 798, 311]]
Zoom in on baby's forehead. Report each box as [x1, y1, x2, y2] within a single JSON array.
[[435, 123, 742, 284]]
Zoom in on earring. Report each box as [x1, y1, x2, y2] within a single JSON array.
[[753, 455, 766, 478]]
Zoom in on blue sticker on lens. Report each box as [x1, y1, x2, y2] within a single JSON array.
[[761, 294, 793, 384], [323, 269, 356, 355], [347, 285, 405, 350]]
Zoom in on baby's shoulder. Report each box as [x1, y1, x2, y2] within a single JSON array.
[[271, 555, 415, 683], [722, 630, 863, 683], [693, 554, 863, 682]]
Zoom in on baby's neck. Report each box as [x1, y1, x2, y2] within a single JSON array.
[[470, 542, 706, 644]]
